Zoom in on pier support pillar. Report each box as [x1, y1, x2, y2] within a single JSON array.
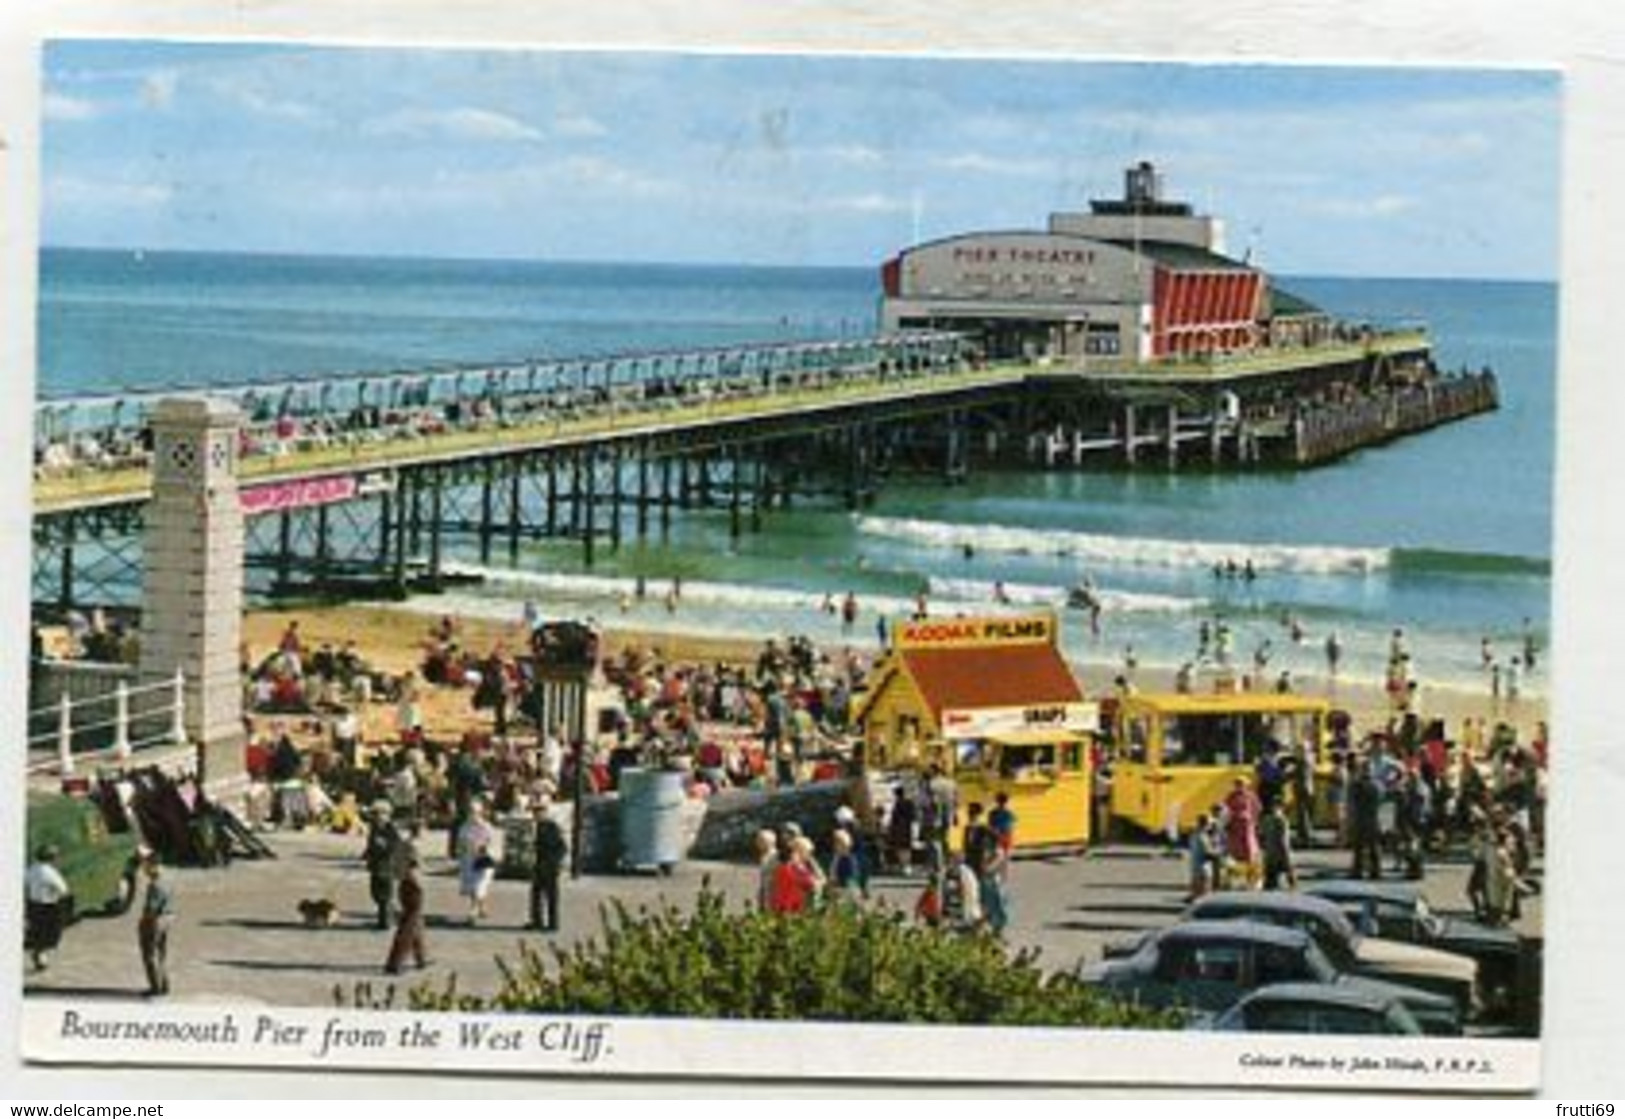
[[636, 450, 650, 539], [568, 453, 582, 535], [729, 445, 743, 540], [478, 459, 495, 564], [546, 455, 559, 537], [1123, 404, 1138, 467], [750, 456, 765, 533], [507, 464, 523, 565], [313, 502, 331, 591], [391, 478, 409, 593], [276, 510, 293, 594], [609, 446, 623, 552], [1166, 405, 1179, 470], [660, 457, 673, 536], [582, 450, 597, 568], [427, 472, 443, 588], [58, 517, 75, 612]]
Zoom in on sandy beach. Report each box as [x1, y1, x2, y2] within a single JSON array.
[[240, 600, 1549, 747]]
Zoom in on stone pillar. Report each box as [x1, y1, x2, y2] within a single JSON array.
[[139, 398, 246, 793]]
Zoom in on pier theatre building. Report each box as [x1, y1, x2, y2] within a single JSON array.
[[879, 162, 1327, 364]]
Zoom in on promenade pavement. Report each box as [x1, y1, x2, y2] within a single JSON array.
[[23, 825, 1540, 1015]]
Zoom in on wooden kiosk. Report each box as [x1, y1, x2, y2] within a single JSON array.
[[853, 613, 1096, 852]]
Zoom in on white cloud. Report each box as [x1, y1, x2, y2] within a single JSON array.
[[363, 107, 543, 143], [820, 192, 911, 215], [1306, 194, 1419, 219], [807, 143, 885, 166], [43, 93, 99, 122], [46, 174, 173, 211], [555, 156, 668, 196], [201, 74, 323, 124], [553, 112, 607, 139], [933, 152, 1054, 178]]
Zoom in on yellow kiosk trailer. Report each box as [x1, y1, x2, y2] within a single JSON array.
[[854, 612, 1096, 852], [1110, 690, 1329, 838]]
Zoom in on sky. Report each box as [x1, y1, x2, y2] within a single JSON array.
[[40, 41, 1561, 279]]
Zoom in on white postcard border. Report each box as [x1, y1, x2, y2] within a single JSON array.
[[24, 1000, 1539, 1091]]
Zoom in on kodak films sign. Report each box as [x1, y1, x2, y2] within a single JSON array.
[[896, 614, 1055, 649]]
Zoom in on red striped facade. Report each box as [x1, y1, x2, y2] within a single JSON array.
[[1151, 267, 1264, 358]]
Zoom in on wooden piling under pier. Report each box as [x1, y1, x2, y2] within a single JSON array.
[[1289, 371, 1498, 465]]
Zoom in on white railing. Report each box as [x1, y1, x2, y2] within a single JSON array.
[[26, 667, 186, 778]]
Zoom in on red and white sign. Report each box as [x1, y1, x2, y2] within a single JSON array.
[[940, 702, 1099, 739], [239, 475, 359, 515]]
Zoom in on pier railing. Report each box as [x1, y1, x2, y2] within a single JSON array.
[[35, 347, 1025, 513], [26, 664, 188, 778], [1080, 328, 1431, 381]]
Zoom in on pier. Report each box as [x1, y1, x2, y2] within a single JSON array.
[[30, 327, 1496, 614]]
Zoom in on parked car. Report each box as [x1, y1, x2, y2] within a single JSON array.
[[1305, 879, 1526, 1023], [1211, 982, 1424, 1036], [1107, 891, 1479, 1020], [1079, 920, 1462, 1035], [24, 791, 141, 920]]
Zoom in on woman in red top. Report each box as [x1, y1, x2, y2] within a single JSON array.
[[770, 837, 823, 914], [1223, 777, 1263, 887]]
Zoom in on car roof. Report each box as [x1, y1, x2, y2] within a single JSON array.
[[1158, 920, 1312, 949], [1305, 880, 1422, 906], [1191, 890, 1352, 921], [1235, 982, 1400, 1012]]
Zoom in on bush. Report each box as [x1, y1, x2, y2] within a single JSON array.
[[397, 885, 1179, 1029]]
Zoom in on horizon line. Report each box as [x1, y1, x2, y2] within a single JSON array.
[[38, 241, 1559, 287]]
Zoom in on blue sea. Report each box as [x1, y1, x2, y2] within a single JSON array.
[[37, 248, 1557, 694]]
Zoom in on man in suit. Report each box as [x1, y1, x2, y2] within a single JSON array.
[[529, 799, 569, 933]]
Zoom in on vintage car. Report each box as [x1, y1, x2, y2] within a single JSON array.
[[1211, 982, 1424, 1036], [24, 791, 142, 920], [1079, 920, 1462, 1035], [1305, 879, 1527, 1024], [1103, 891, 1480, 1019]]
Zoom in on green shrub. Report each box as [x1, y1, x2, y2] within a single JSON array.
[[398, 884, 1178, 1029]]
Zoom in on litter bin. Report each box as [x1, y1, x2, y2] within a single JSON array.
[[618, 767, 685, 874]]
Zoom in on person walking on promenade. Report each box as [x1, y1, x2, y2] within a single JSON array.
[[137, 855, 173, 997], [1260, 802, 1297, 891], [363, 801, 404, 930], [1223, 777, 1263, 889], [1348, 760, 1384, 880], [456, 799, 497, 924], [768, 836, 823, 915], [753, 828, 780, 911], [885, 784, 917, 876], [385, 856, 427, 974], [826, 829, 862, 906], [528, 799, 568, 933], [1187, 813, 1219, 901], [989, 791, 1017, 860], [24, 844, 71, 971]]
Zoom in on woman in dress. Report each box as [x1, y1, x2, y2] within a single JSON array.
[[456, 798, 497, 923]]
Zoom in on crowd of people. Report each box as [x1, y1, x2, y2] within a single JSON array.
[[33, 347, 967, 481], [1177, 708, 1546, 928]]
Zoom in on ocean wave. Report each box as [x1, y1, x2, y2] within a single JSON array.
[[1391, 547, 1551, 578], [926, 576, 1200, 614], [858, 515, 1390, 576], [441, 563, 920, 616]]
